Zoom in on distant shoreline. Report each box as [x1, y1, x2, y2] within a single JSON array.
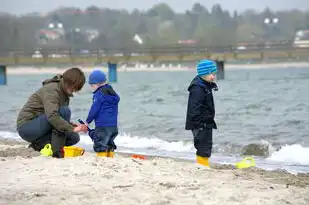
[[5, 62, 309, 75]]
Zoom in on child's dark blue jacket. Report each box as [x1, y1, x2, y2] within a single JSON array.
[[86, 84, 120, 127], [185, 76, 218, 130]]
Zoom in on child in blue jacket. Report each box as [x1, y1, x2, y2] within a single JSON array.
[[85, 70, 120, 157], [185, 59, 218, 167]]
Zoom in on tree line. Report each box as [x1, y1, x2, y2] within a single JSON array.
[[0, 3, 308, 53]]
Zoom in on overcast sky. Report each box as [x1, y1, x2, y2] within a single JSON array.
[[1, 0, 309, 15]]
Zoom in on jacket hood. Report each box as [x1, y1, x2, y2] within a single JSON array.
[[95, 84, 120, 104], [42, 74, 62, 86], [42, 74, 72, 97], [188, 76, 218, 91]]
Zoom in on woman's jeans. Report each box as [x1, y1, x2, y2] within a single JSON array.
[[17, 107, 80, 151]]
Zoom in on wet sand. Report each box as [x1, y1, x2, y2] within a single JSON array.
[[0, 138, 308, 205]]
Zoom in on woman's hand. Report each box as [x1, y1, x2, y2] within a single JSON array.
[[73, 124, 88, 133], [70, 122, 78, 127]]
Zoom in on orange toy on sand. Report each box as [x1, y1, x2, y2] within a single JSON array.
[[131, 154, 146, 160]]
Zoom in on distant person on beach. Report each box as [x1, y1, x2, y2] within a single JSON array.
[[84, 70, 120, 157], [16, 67, 88, 158], [185, 59, 218, 167]]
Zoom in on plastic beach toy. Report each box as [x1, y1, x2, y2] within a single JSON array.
[[40, 144, 53, 157], [63, 146, 85, 157], [132, 154, 146, 160], [235, 157, 256, 169]]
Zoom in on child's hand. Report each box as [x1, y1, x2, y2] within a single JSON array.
[[77, 119, 89, 128]]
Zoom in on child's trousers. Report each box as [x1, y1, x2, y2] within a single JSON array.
[[192, 128, 213, 158], [89, 126, 118, 152]]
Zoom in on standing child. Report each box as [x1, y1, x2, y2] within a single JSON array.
[[185, 59, 218, 167], [85, 70, 120, 157]]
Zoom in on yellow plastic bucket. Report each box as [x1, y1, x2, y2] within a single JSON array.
[[235, 157, 256, 169], [40, 144, 53, 157], [63, 146, 85, 157]]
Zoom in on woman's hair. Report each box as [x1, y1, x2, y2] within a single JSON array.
[[62, 67, 86, 91]]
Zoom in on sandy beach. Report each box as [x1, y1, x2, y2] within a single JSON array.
[[5, 62, 309, 75], [0, 139, 308, 205]]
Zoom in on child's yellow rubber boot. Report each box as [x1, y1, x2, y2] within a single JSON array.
[[196, 155, 210, 167], [107, 150, 115, 158], [96, 152, 108, 157]]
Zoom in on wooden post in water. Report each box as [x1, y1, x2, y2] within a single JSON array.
[[108, 63, 117, 83], [216, 61, 225, 80], [0, 65, 7, 85]]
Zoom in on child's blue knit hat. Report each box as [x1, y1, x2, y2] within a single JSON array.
[[196, 59, 217, 77], [88, 70, 107, 84]]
